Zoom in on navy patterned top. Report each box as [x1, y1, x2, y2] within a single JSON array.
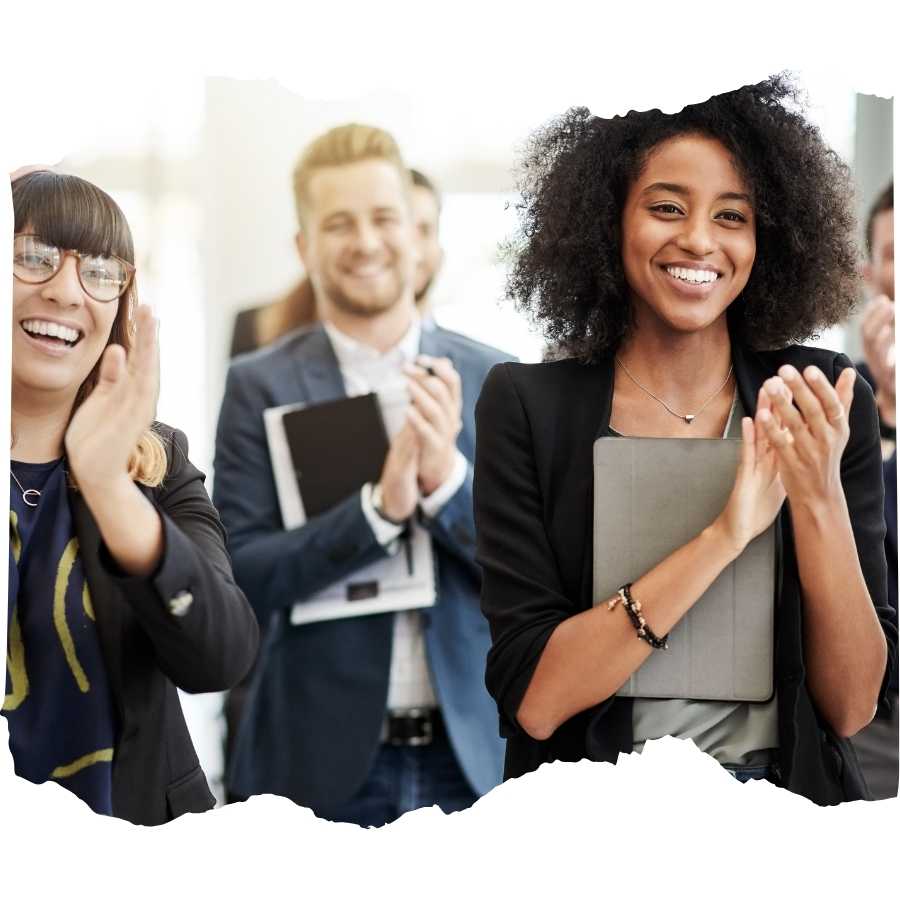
[[5, 459, 118, 815]]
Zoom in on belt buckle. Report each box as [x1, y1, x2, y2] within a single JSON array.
[[388, 707, 433, 747], [406, 708, 433, 747]]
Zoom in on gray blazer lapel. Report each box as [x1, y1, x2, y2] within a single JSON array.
[[291, 324, 346, 404], [418, 326, 450, 368]]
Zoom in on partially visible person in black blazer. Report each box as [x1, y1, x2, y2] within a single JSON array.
[[5, 170, 259, 825], [474, 75, 897, 805], [857, 180, 895, 447], [229, 277, 318, 358], [850, 180, 897, 798]]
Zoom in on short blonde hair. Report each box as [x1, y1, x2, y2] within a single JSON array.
[[292, 123, 411, 225]]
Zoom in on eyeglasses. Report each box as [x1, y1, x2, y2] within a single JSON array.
[[13, 233, 135, 303]]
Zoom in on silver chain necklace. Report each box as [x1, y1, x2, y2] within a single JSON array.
[[10, 469, 41, 508], [615, 357, 734, 425]]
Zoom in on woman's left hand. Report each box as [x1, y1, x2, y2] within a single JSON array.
[[65, 304, 159, 491], [756, 364, 856, 509]]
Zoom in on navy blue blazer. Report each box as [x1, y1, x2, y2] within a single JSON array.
[[213, 322, 512, 809]]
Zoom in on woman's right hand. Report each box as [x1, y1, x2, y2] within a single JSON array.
[[65, 305, 159, 493], [716, 388, 786, 554]]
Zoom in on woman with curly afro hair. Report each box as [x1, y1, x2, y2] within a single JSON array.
[[474, 74, 897, 804]]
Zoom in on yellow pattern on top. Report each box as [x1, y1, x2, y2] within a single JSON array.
[[54, 538, 91, 693], [10, 510, 22, 563], [8, 511, 111, 778], [5, 513, 28, 711], [82, 583, 95, 621], [3, 609, 29, 711], [51, 747, 115, 779]]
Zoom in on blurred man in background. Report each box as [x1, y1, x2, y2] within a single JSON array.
[[214, 124, 509, 825], [229, 167, 443, 357], [410, 168, 444, 308], [853, 180, 897, 800], [222, 166, 447, 793], [859, 181, 895, 446]]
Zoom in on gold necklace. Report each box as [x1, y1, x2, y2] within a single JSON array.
[[615, 357, 734, 425]]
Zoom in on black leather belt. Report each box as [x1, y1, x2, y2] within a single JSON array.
[[381, 708, 444, 747]]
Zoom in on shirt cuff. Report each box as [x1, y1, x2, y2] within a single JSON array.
[[419, 450, 467, 519], [361, 483, 405, 547]]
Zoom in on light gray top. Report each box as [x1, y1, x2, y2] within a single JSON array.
[[625, 392, 779, 765]]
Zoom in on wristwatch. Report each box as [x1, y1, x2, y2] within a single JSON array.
[[371, 483, 407, 526]]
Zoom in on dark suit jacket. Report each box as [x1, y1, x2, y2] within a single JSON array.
[[883, 450, 898, 694], [230, 306, 265, 358], [213, 323, 511, 810], [474, 342, 898, 805], [68, 424, 259, 825]]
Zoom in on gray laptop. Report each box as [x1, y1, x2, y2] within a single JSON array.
[[593, 437, 776, 702]]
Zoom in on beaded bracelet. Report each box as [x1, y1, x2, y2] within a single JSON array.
[[608, 582, 669, 650]]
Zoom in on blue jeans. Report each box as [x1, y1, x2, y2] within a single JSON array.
[[312, 731, 477, 827], [724, 763, 780, 784]]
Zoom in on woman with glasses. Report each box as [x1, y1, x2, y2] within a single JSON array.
[[5, 170, 259, 825], [474, 75, 896, 804]]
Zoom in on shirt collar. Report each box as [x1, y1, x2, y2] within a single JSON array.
[[323, 316, 422, 369]]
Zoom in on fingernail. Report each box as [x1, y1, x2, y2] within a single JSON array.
[[806, 367, 819, 381], [779, 365, 797, 380]]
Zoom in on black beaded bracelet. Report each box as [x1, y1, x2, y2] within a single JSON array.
[[608, 583, 669, 650]]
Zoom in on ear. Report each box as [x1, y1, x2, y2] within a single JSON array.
[[862, 260, 873, 288]]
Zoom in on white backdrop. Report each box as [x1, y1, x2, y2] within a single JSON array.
[[1, 2, 896, 897]]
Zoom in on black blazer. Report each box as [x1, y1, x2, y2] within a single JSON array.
[[68, 424, 259, 825], [474, 342, 898, 805]]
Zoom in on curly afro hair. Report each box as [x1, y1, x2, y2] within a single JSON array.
[[506, 74, 861, 360]]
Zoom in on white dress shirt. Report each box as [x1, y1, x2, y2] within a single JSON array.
[[322, 318, 467, 712]]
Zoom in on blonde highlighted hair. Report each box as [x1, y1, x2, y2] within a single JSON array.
[[12, 171, 168, 488], [254, 277, 318, 348], [291, 123, 411, 226]]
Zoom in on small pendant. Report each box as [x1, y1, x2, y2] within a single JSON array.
[[683, 415, 695, 425], [22, 489, 40, 508]]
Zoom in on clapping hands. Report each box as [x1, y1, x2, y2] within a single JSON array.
[[719, 364, 856, 552], [403, 355, 463, 496], [65, 304, 160, 492], [756, 364, 855, 509], [375, 354, 463, 520], [861, 295, 895, 427]]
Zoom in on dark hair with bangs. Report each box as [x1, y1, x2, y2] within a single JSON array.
[[506, 73, 861, 360], [10, 170, 167, 485], [12, 170, 134, 263], [11, 170, 137, 411]]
